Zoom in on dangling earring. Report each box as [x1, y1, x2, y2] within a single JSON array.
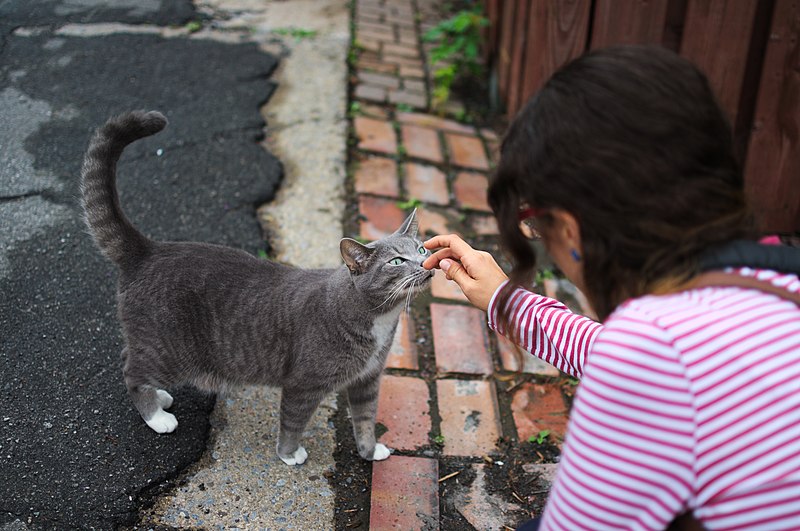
[[570, 249, 581, 262]]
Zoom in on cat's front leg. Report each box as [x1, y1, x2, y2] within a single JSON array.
[[277, 387, 324, 465], [347, 375, 391, 461]]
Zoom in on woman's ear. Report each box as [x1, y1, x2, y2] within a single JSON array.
[[549, 209, 582, 250]]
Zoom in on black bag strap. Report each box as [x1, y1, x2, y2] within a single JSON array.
[[698, 240, 800, 275]]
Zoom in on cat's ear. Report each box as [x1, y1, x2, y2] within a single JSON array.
[[396, 208, 418, 238], [340, 238, 375, 274]]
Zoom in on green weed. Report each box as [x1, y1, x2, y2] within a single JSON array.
[[423, 8, 488, 110], [529, 429, 551, 445], [273, 27, 318, 41], [397, 198, 422, 210], [185, 20, 203, 33]]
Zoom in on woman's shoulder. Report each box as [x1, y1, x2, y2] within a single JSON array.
[[601, 268, 799, 356], [619, 268, 798, 317]]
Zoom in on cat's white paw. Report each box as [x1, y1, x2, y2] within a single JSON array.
[[371, 443, 391, 461], [156, 390, 173, 409], [145, 409, 178, 434], [279, 446, 308, 466]]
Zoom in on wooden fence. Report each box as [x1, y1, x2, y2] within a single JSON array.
[[484, 0, 799, 233]]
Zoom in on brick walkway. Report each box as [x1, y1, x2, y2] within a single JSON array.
[[346, 1, 594, 529]]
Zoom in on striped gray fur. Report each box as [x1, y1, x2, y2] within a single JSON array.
[[80, 111, 433, 465]]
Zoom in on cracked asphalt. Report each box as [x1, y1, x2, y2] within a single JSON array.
[[0, 1, 283, 528]]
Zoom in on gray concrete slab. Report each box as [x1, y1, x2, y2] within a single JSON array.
[[139, 1, 351, 529]]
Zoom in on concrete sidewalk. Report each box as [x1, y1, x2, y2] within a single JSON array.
[[138, 0, 351, 529]]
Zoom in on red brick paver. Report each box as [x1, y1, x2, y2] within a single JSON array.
[[401, 124, 443, 163], [497, 333, 560, 377], [355, 116, 397, 154], [355, 83, 387, 103], [453, 171, 491, 212], [370, 456, 439, 530], [404, 163, 448, 205], [446, 133, 490, 170], [388, 89, 426, 108], [431, 270, 468, 302], [457, 464, 524, 529], [358, 71, 401, 89], [511, 383, 569, 446], [359, 195, 406, 240], [397, 112, 475, 134], [472, 215, 499, 235], [437, 379, 502, 456], [417, 207, 452, 236], [430, 303, 492, 375], [377, 375, 431, 450], [386, 312, 418, 370], [354, 157, 399, 197], [358, 58, 397, 74]]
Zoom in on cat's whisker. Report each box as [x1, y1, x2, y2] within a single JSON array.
[[371, 274, 417, 311]]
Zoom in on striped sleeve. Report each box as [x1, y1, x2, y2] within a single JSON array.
[[487, 282, 602, 378], [540, 310, 696, 530]]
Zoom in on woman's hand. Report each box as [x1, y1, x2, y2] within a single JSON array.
[[422, 234, 508, 312]]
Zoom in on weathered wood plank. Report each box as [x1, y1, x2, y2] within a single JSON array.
[[497, 0, 518, 106], [517, 0, 591, 112], [507, 0, 531, 116], [743, 0, 800, 232], [681, 0, 759, 136], [590, 0, 671, 49]]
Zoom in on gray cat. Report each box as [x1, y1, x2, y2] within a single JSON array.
[[80, 111, 432, 465]]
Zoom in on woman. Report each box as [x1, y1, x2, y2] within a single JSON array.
[[423, 46, 800, 530]]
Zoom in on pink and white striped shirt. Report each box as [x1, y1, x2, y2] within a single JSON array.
[[488, 269, 800, 530]]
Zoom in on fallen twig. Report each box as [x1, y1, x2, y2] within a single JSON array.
[[438, 470, 461, 483], [505, 378, 526, 393]]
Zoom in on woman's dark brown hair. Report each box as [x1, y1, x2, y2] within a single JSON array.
[[488, 45, 756, 325]]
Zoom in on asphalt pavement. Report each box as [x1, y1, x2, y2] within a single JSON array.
[[0, 1, 283, 528]]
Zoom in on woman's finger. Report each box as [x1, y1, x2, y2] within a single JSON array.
[[423, 248, 458, 270], [423, 234, 475, 257]]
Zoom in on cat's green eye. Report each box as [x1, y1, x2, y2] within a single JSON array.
[[389, 257, 405, 266], [418, 247, 427, 255]]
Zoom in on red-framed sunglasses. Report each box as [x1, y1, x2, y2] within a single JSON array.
[[518, 206, 549, 240]]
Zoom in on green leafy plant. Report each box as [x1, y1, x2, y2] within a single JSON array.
[[348, 101, 362, 118], [433, 434, 446, 446], [529, 429, 551, 445], [348, 40, 364, 66], [396, 198, 422, 210], [534, 268, 556, 286], [185, 20, 203, 33], [273, 27, 318, 41], [256, 249, 269, 260], [395, 103, 414, 113], [423, 8, 488, 110]]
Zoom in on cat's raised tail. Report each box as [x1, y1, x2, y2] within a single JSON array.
[[80, 111, 167, 267]]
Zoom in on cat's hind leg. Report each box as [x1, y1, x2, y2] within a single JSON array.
[[347, 375, 390, 461], [129, 383, 178, 434], [123, 348, 177, 434], [276, 387, 324, 465]]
